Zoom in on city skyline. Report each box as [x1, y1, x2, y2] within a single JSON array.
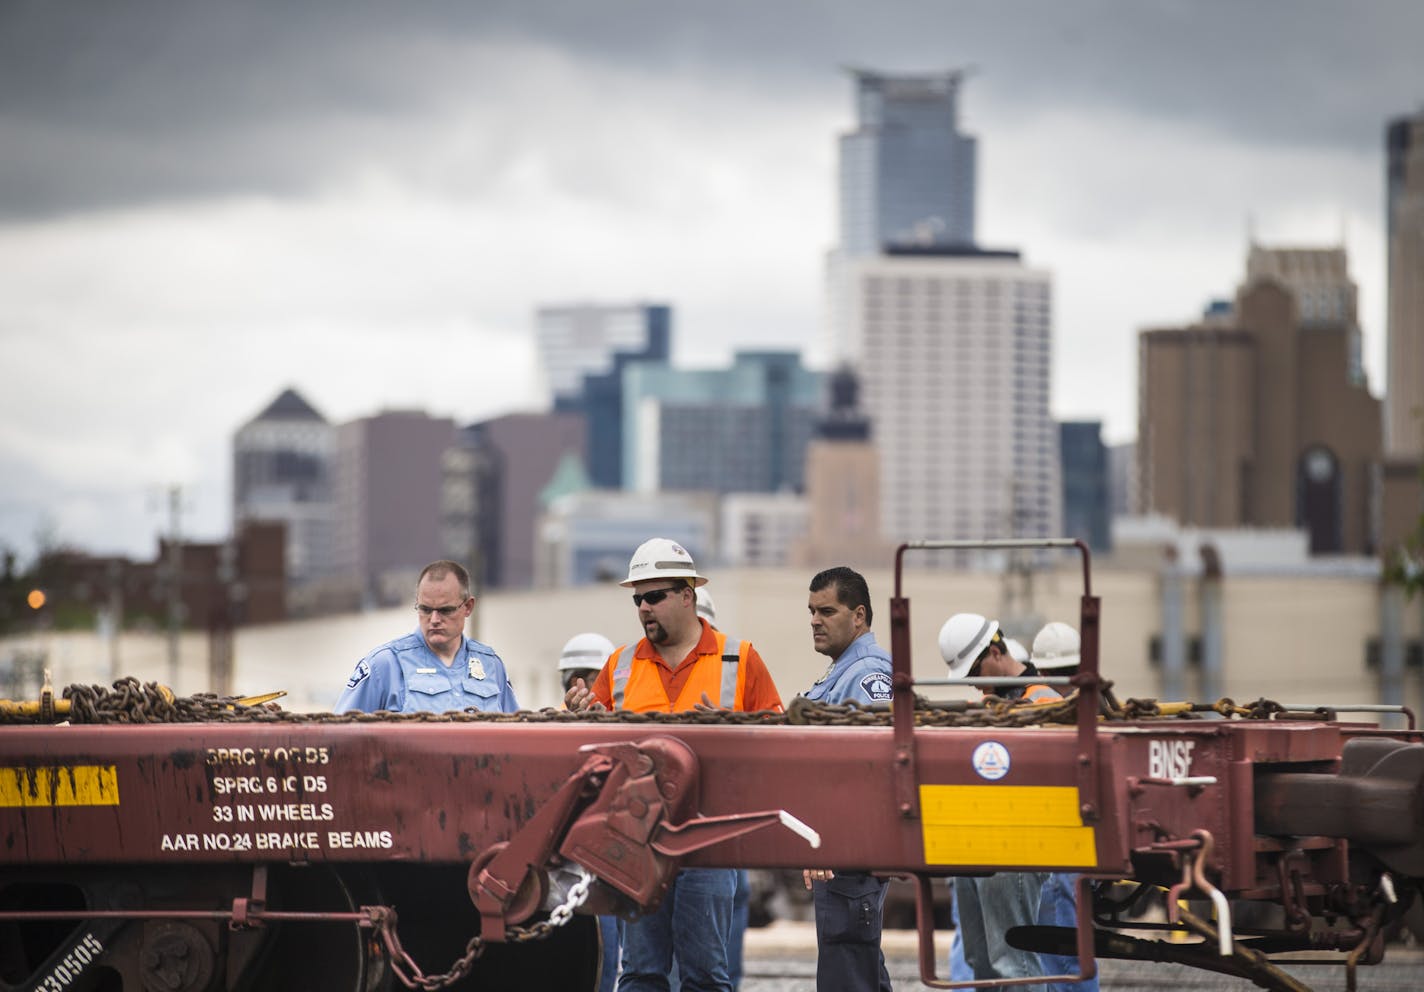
[[2, 2, 1421, 562]]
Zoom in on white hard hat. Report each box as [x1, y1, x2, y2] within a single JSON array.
[[695, 587, 717, 625], [558, 632, 616, 672], [1031, 621, 1081, 671], [938, 613, 1000, 679], [1005, 638, 1029, 665], [620, 537, 708, 588]]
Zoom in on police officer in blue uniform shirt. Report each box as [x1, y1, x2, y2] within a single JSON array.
[[800, 566, 894, 992], [336, 560, 518, 714]]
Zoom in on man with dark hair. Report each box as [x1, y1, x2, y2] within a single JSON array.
[[801, 565, 893, 992], [336, 559, 518, 714]]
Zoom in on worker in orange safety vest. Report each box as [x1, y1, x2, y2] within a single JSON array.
[[564, 537, 782, 992]]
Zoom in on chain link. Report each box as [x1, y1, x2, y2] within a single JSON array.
[[372, 864, 593, 990], [0, 676, 1296, 728]]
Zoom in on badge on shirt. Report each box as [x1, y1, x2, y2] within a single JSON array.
[[860, 672, 893, 701], [346, 659, 371, 689], [468, 656, 486, 681]]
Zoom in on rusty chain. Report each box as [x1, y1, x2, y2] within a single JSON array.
[[0, 676, 1298, 727], [371, 865, 592, 990]]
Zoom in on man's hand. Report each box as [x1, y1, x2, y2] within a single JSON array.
[[563, 677, 605, 713], [692, 691, 723, 713], [803, 868, 834, 890]]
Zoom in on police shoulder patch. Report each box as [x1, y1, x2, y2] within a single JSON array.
[[346, 659, 371, 690], [860, 671, 893, 701]]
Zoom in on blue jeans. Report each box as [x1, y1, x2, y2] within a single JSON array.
[[598, 914, 622, 992], [618, 867, 736, 992], [1037, 873, 1098, 992], [729, 869, 749, 989], [949, 888, 972, 981], [954, 872, 1047, 991]]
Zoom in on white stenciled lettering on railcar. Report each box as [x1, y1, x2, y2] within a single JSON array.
[[1148, 739, 1197, 779]]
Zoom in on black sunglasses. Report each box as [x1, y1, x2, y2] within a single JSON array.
[[632, 586, 685, 607]]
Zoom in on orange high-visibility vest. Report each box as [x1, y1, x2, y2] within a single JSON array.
[[610, 631, 750, 713]]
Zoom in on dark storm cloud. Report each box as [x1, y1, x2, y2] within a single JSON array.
[[1, 0, 1420, 221]]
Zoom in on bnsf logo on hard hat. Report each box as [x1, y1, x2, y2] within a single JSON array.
[[631, 543, 689, 573]]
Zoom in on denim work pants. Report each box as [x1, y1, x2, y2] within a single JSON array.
[[1036, 872, 1098, 992], [953, 872, 1048, 991], [811, 872, 893, 992], [618, 867, 736, 992]]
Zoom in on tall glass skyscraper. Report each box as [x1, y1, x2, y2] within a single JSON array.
[[838, 68, 977, 256]]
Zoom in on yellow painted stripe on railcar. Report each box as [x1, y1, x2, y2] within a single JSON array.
[[0, 765, 120, 807], [920, 784, 1096, 867]]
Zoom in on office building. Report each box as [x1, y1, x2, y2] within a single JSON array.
[[442, 412, 586, 590], [838, 68, 977, 256], [622, 352, 822, 495], [332, 410, 456, 606], [1386, 111, 1424, 459], [1138, 245, 1381, 554], [721, 493, 809, 568], [1060, 421, 1111, 552], [790, 368, 897, 570], [538, 303, 671, 488], [535, 490, 717, 587], [231, 388, 336, 591], [840, 249, 1060, 558]]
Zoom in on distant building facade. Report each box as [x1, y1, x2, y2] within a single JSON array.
[[720, 493, 808, 568], [442, 412, 586, 590], [1060, 421, 1111, 552], [1386, 111, 1424, 459], [333, 410, 456, 606], [790, 368, 896, 571], [231, 388, 336, 592], [838, 68, 977, 256], [535, 490, 717, 587], [840, 249, 1060, 557], [1138, 246, 1382, 555], [622, 352, 822, 495], [538, 302, 671, 489]]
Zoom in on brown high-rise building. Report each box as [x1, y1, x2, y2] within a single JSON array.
[[1386, 111, 1424, 459], [1139, 245, 1381, 554]]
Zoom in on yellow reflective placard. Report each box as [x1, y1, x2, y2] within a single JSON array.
[[920, 784, 1096, 867], [0, 765, 120, 807]]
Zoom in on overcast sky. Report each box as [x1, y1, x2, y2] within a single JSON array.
[[2, 0, 1421, 564]]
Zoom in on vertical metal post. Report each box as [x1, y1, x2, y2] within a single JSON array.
[[1160, 546, 1186, 701], [1199, 544, 1223, 701], [165, 485, 184, 690]]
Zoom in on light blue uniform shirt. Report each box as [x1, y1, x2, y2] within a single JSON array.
[[799, 631, 893, 706], [335, 630, 519, 715]]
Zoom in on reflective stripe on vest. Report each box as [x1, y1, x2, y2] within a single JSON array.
[[1023, 683, 1060, 704], [719, 638, 741, 709], [611, 644, 637, 711]]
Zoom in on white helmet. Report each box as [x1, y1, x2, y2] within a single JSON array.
[[938, 613, 1000, 679], [1031, 621, 1080, 671], [558, 632, 616, 672], [620, 537, 708, 588], [1005, 638, 1029, 665], [695, 587, 717, 625]]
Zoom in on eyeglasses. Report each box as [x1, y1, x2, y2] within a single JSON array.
[[415, 602, 467, 618], [631, 586, 684, 607]]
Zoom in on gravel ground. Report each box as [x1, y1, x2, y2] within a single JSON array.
[[738, 923, 1424, 991]]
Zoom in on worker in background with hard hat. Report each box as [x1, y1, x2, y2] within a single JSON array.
[[565, 537, 782, 992], [937, 612, 1053, 991], [1030, 622, 1099, 992], [559, 632, 617, 697], [556, 632, 623, 992], [800, 566, 894, 992]]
